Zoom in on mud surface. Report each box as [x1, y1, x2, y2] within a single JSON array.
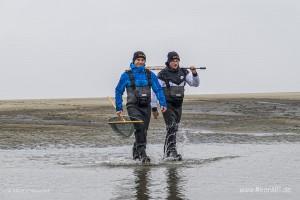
[[0, 94, 299, 149]]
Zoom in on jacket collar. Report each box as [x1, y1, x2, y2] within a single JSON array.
[[130, 63, 146, 73], [166, 65, 180, 73]]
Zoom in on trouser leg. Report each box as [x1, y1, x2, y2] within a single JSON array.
[[127, 105, 151, 158], [162, 104, 182, 155]]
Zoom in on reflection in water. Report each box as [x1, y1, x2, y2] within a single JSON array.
[[166, 167, 186, 200], [133, 167, 151, 200], [113, 165, 186, 200], [132, 166, 186, 200]]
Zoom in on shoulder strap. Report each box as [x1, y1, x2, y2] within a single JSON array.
[[158, 69, 171, 88], [125, 70, 136, 90], [164, 78, 171, 88], [145, 69, 152, 87]]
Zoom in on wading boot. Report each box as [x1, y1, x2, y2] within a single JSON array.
[[132, 143, 139, 160], [168, 149, 182, 161], [165, 147, 182, 161], [138, 146, 150, 163]]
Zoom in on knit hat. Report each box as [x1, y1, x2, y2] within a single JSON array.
[[167, 51, 180, 63], [166, 51, 180, 66], [132, 51, 146, 63]]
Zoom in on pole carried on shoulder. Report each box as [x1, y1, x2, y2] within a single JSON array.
[[147, 66, 207, 70], [124, 65, 207, 71]]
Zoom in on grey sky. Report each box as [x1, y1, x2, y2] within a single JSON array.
[[0, 0, 299, 100]]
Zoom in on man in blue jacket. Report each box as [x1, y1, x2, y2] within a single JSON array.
[[115, 51, 167, 163]]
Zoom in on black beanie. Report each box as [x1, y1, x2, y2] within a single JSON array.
[[166, 51, 180, 65], [132, 51, 146, 63]]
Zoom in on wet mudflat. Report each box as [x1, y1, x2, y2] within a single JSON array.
[[0, 93, 299, 199]]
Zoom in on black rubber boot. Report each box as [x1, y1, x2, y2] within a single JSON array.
[[140, 149, 151, 163], [132, 143, 139, 160], [137, 146, 150, 163], [165, 146, 182, 161], [168, 149, 182, 161]]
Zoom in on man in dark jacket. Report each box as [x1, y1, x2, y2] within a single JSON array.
[[151, 51, 199, 160]]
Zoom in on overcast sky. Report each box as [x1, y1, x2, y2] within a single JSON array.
[[0, 0, 299, 100]]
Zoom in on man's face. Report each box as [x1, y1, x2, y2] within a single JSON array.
[[169, 59, 180, 69], [134, 58, 146, 67]]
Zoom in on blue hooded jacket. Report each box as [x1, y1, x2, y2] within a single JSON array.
[[115, 63, 167, 111]]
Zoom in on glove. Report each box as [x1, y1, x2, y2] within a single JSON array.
[[116, 110, 123, 117], [161, 106, 167, 113]]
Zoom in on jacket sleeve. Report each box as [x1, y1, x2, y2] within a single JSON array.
[[150, 72, 167, 107], [115, 72, 128, 111], [185, 71, 200, 87]]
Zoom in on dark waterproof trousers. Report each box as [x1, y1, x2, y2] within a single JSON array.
[[162, 103, 183, 154], [127, 104, 151, 150]]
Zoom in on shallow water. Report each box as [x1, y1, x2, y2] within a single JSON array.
[[1, 140, 299, 200], [1, 97, 300, 199]]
